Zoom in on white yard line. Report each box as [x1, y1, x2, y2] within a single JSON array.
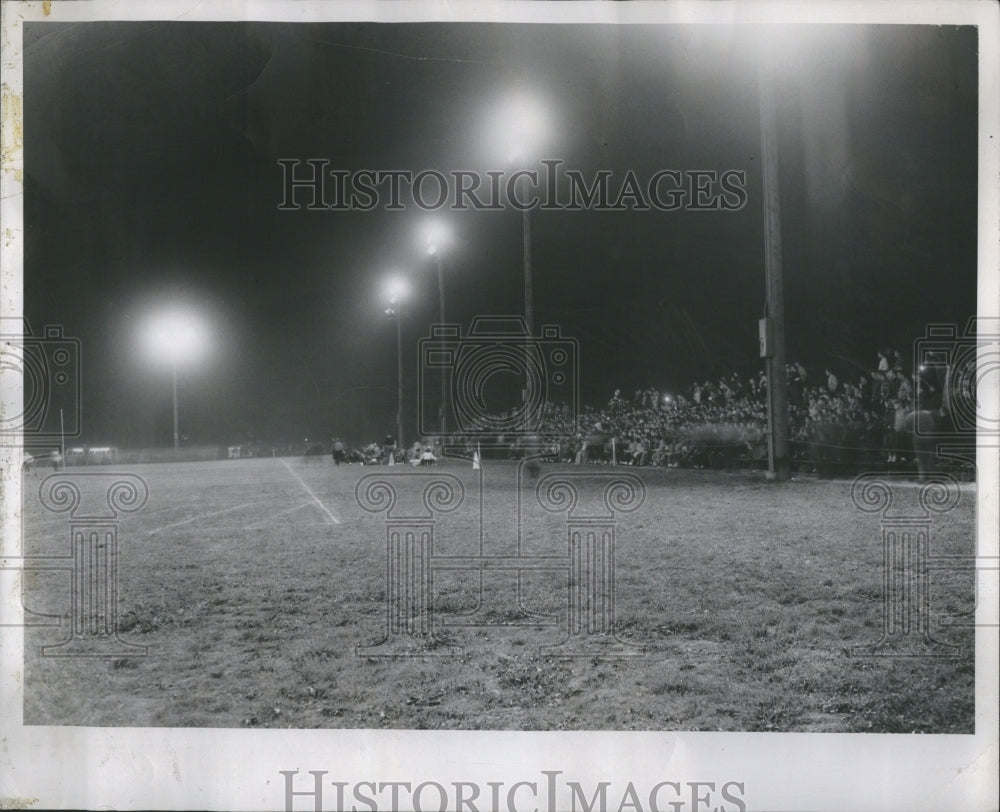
[[146, 502, 257, 536], [280, 460, 342, 525], [247, 501, 311, 530]]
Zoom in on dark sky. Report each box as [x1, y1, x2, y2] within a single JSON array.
[[23, 22, 979, 446]]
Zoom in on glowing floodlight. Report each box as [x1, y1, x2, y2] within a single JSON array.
[[142, 307, 209, 451], [144, 309, 207, 367], [384, 275, 410, 303], [492, 92, 550, 164]]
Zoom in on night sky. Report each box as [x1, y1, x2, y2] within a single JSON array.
[[23, 22, 979, 447]]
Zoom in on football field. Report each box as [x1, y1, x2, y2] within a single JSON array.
[[18, 457, 976, 732]]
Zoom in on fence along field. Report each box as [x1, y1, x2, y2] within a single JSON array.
[[19, 456, 976, 732]]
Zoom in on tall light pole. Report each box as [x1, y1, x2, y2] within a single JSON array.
[[423, 221, 450, 436], [384, 276, 409, 450], [172, 365, 179, 450], [521, 186, 533, 335], [143, 309, 206, 452], [496, 94, 549, 403], [495, 95, 551, 623]]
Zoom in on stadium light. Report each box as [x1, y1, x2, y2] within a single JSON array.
[[492, 91, 553, 406], [494, 92, 552, 334], [144, 309, 205, 367], [493, 93, 549, 165], [383, 275, 409, 450], [143, 308, 207, 451], [384, 275, 409, 304], [421, 220, 450, 257], [420, 220, 452, 436]]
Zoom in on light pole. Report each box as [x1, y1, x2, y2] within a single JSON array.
[[384, 276, 409, 450], [143, 309, 206, 452], [423, 221, 450, 436], [495, 95, 551, 622], [172, 365, 179, 450], [496, 94, 549, 402], [521, 186, 533, 335]]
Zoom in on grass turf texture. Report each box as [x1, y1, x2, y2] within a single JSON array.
[[19, 458, 975, 732]]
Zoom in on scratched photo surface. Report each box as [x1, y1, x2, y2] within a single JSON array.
[[20, 21, 979, 731]]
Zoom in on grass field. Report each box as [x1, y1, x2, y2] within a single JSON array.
[[18, 456, 976, 732]]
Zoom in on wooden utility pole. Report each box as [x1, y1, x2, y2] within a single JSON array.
[[759, 59, 791, 481]]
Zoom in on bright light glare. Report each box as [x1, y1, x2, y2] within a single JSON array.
[[421, 220, 450, 253], [493, 93, 549, 163], [143, 309, 207, 366], [385, 275, 410, 301]]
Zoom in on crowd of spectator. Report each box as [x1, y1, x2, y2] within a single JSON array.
[[418, 349, 943, 472], [337, 348, 959, 474]]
